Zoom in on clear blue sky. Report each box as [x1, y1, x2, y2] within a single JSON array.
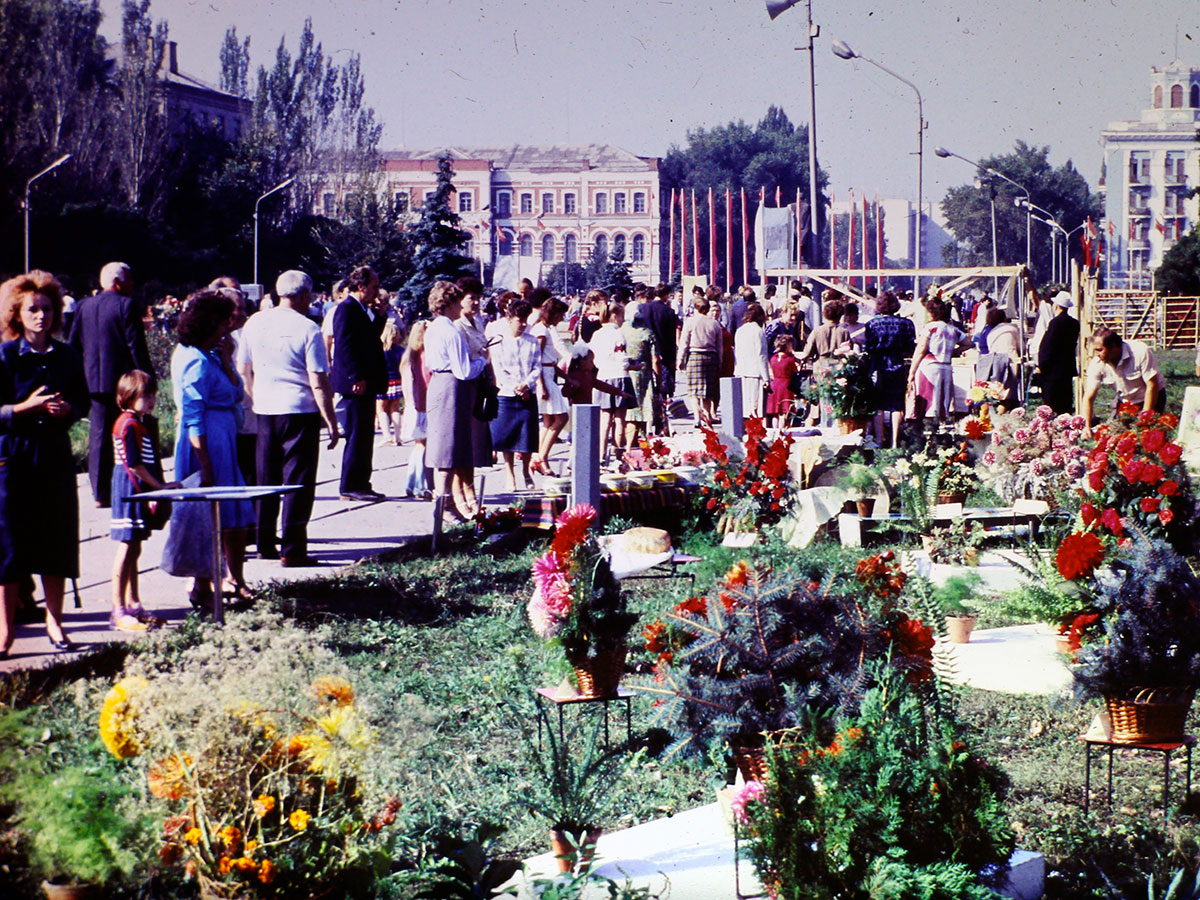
[[100, 0, 1198, 207]]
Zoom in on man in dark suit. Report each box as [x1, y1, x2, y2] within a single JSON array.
[[331, 266, 387, 501], [68, 262, 154, 507], [1037, 291, 1082, 415]]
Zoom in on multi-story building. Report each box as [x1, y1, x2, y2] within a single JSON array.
[[1099, 61, 1200, 287], [380, 145, 662, 288]]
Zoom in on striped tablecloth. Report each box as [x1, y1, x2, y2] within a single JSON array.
[[520, 485, 692, 529]]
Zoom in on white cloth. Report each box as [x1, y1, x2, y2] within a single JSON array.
[[530, 321, 570, 415], [425, 315, 485, 380], [236, 307, 329, 415], [987, 322, 1020, 359]]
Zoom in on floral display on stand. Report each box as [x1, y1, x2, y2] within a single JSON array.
[[696, 418, 794, 533], [883, 438, 980, 535], [974, 406, 1089, 503], [806, 345, 876, 425]]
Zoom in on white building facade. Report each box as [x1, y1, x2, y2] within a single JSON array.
[[1099, 61, 1200, 287], [380, 145, 662, 289]]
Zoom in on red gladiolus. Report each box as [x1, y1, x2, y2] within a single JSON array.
[[1140, 497, 1160, 513], [1066, 612, 1102, 653], [745, 417, 767, 443], [1160, 443, 1183, 466], [770, 501, 780, 511], [1141, 429, 1167, 453], [1140, 463, 1165, 484], [1159, 480, 1181, 497], [1088, 471, 1106, 492], [1159, 508, 1175, 525], [1056, 531, 1106, 581], [1100, 507, 1124, 535]]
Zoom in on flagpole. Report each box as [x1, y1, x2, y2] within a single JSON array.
[[848, 190, 856, 289], [708, 187, 716, 287], [796, 186, 803, 271], [680, 190, 689, 277], [741, 187, 750, 287], [691, 190, 700, 281], [861, 193, 868, 292], [668, 189, 676, 281], [875, 194, 883, 290], [725, 189, 732, 291], [829, 192, 837, 281]]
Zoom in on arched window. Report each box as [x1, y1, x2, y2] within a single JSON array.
[[1191, 84, 1199, 108], [519, 234, 533, 257], [632, 234, 646, 262], [612, 233, 626, 260], [564, 234, 577, 263], [541, 233, 555, 261], [593, 233, 608, 259], [1154, 85, 1163, 108], [1171, 84, 1184, 108]]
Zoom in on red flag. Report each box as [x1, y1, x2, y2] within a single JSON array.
[[725, 188, 732, 291], [741, 187, 749, 287], [691, 190, 700, 279], [829, 192, 838, 277], [796, 186, 803, 270], [708, 187, 716, 285], [848, 190, 856, 284], [497, 227, 509, 243], [1081, 215, 1093, 267], [1107, 219, 1116, 237], [875, 194, 884, 289], [668, 188, 676, 278], [536, 213, 547, 232], [861, 192, 869, 289], [1155, 217, 1165, 235], [680, 190, 688, 276]]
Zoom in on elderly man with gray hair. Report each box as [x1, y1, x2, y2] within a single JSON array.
[[67, 261, 154, 507], [236, 270, 340, 567]]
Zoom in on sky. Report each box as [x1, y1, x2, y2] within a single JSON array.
[[98, 0, 1199, 208]]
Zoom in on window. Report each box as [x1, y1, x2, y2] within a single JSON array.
[[519, 234, 533, 257], [1129, 154, 1150, 184], [632, 233, 645, 262], [542, 193, 555, 214], [564, 193, 576, 215], [593, 233, 608, 259], [395, 192, 409, 213], [322, 192, 335, 217], [458, 191, 473, 213], [633, 192, 646, 214], [1166, 152, 1187, 185], [595, 193, 608, 214], [541, 233, 555, 261], [498, 228, 513, 254], [1129, 190, 1149, 212], [1192, 84, 1200, 109], [520, 193, 533, 214], [564, 234, 577, 263], [496, 192, 511, 216], [1154, 85, 1163, 108], [614, 192, 627, 214], [1129, 249, 1149, 271], [462, 239, 475, 258], [612, 233, 626, 259], [1171, 84, 1184, 108]]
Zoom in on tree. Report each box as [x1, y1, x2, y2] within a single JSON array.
[[399, 155, 473, 310], [939, 141, 1100, 285], [660, 105, 830, 282], [542, 261, 588, 295], [218, 26, 251, 99], [1156, 225, 1200, 295], [115, 0, 170, 216]]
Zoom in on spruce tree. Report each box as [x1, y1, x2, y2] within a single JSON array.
[[401, 154, 475, 312]]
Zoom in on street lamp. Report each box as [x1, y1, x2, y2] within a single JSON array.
[[832, 38, 924, 295], [933, 145, 1031, 276], [253, 176, 295, 287], [766, 0, 823, 272], [1064, 222, 1086, 283], [975, 174, 1000, 298], [1017, 198, 1067, 283], [23, 154, 71, 271]]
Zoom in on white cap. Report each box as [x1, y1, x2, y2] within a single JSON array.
[[1051, 290, 1073, 309]]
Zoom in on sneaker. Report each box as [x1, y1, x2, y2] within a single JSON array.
[[126, 604, 166, 628], [110, 611, 149, 632]]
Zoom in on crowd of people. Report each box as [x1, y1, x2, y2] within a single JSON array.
[[0, 259, 1172, 658]]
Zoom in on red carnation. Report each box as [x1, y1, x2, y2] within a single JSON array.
[[1120, 458, 1145, 482], [1080, 502, 1098, 526], [1139, 497, 1160, 513], [1140, 463, 1165, 484], [1088, 471, 1106, 492], [1160, 443, 1183, 466], [1159, 480, 1181, 497], [1138, 409, 1157, 425], [1159, 508, 1175, 526], [1100, 507, 1124, 535], [1115, 435, 1137, 458], [1056, 531, 1106, 581], [1141, 429, 1167, 453]]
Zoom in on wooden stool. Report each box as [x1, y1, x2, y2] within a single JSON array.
[[1080, 733, 1195, 814], [535, 686, 633, 751]]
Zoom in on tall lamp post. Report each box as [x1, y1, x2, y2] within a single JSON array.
[[1018, 199, 1067, 283], [976, 174, 1000, 298], [933, 146, 1031, 276], [766, 0, 822, 272], [1064, 223, 1086, 284], [831, 38, 923, 295], [23, 154, 71, 271], [253, 176, 295, 287]]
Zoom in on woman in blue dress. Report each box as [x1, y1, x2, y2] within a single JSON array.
[[172, 290, 255, 606], [0, 271, 88, 657]]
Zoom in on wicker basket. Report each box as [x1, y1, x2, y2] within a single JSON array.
[[571, 645, 627, 698], [730, 730, 798, 783], [1104, 687, 1195, 743]]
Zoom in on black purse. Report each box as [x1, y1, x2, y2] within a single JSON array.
[[472, 373, 499, 421]]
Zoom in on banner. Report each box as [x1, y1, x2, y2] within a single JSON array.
[[741, 187, 749, 286], [668, 188, 676, 278], [756, 206, 794, 275], [725, 188, 732, 291]]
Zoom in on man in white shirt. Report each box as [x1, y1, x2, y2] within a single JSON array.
[[237, 270, 341, 567], [1081, 327, 1166, 439]]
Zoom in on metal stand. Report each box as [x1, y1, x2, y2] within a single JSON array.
[[535, 687, 633, 751], [1081, 734, 1195, 815], [731, 809, 766, 899]]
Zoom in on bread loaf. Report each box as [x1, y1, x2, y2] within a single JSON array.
[[622, 526, 671, 554]]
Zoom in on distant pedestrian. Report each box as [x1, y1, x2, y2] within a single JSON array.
[[377, 321, 404, 445], [1037, 291, 1080, 415], [400, 321, 432, 498]]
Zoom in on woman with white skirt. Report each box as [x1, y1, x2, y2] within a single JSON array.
[[529, 296, 570, 476], [399, 321, 431, 498]]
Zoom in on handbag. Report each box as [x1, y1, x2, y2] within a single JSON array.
[[472, 372, 499, 421], [787, 370, 805, 396]]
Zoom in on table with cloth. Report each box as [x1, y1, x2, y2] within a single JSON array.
[[520, 484, 692, 530]]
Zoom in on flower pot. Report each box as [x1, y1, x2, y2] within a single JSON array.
[[962, 547, 980, 567], [945, 614, 977, 644], [837, 416, 869, 435], [570, 645, 627, 698], [549, 826, 602, 873], [1103, 687, 1196, 744], [855, 498, 875, 518], [41, 882, 96, 900], [920, 534, 937, 555], [937, 492, 967, 506]]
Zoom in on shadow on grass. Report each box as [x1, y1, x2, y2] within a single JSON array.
[[0, 642, 129, 707]]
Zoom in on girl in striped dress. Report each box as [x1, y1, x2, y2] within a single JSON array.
[[110, 370, 177, 631]]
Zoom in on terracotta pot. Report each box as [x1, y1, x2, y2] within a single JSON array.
[[937, 492, 967, 506], [569, 645, 627, 698], [837, 417, 869, 435], [41, 882, 96, 900], [945, 614, 977, 644], [549, 826, 602, 873], [1054, 634, 1073, 655], [855, 498, 875, 518]]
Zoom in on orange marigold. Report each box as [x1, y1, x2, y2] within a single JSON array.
[[289, 809, 311, 831], [258, 859, 277, 884], [311, 676, 355, 707], [253, 794, 276, 817]]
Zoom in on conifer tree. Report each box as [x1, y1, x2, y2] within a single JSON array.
[[400, 155, 475, 311]]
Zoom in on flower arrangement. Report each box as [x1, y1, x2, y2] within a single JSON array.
[[883, 439, 979, 535], [473, 504, 523, 536], [696, 418, 794, 532], [965, 380, 1007, 406], [976, 406, 1089, 502], [620, 434, 713, 472], [528, 504, 638, 667], [1083, 402, 1193, 549], [808, 345, 876, 420]]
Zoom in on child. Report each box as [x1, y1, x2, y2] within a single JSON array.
[[110, 370, 178, 631], [765, 334, 799, 430], [399, 321, 433, 498], [377, 320, 404, 445]]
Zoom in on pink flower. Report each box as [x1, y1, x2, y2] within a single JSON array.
[[1048, 450, 1065, 467], [1029, 458, 1044, 476], [1070, 415, 1086, 430], [532, 553, 572, 617], [1066, 460, 1086, 479], [527, 592, 563, 639], [1037, 405, 1055, 420], [556, 503, 598, 530], [1012, 407, 1027, 420], [1013, 429, 1032, 445], [981, 450, 998, 467], [730, 780, 765, 824], [1008, 448, 1026, 465], [1055, 414, 1073, 430]]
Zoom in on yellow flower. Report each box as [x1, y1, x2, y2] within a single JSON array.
[[258, 859, 277, 884], [218, 857, 233, 875], [298, 705, 375, 777], [244, 840, 257, 856], [253, 794, 276, 817], [184, 827, 202, 845], [234, 856, 257, 872], [218, 825, 241, 847], [310, 675, 355, 707], [289, 809, 311, 831], [98, 676, 148, 759]]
